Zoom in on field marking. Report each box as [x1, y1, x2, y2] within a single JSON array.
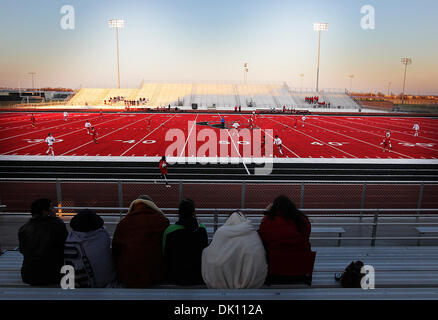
[[1, 116, 124, 155], [238, 114, 300, 158], [334, 117, 438, 144], [0, 113, 109, 142], [267, 117, 357, 158], [120, 115, 176, 156], [301, 117, 414, 159], [318, 117, 438, 153], [217, 113, 250, 175], [61, 116, 151, 156], [0, 113, 88, 132], [179, 114, 199, 157]]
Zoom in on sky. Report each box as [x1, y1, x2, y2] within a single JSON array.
[[0, 0, 437, 94]]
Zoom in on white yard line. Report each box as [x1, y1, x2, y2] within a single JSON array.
[[120, 115, 176, 156], [2, 116, 125, 155], [300, 117, 414, 159], [316, 117, 438, 153], [267, 117, 357, 158], [61, 116, 150, 156], [179, 114, 199, 157], [217, 112, 251, 175]]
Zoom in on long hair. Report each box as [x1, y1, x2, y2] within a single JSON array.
[[177, 199, 199, 232], [266, 195, 309, 234]]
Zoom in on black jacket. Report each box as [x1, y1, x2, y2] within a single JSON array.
[[162, 223, 208, 285], [18, 215, 68, 286]]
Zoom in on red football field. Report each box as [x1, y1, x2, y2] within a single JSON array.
[[0, 112, 437, 161]]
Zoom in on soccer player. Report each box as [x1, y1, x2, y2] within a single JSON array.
[[274, 135, 283, 155], [30, 114, 36, 128], [45, 133, 55, 156], [248, 116, 254, 129], [294, 116, 298, 128], [221, 116, 225, 129], [413, 123, 420, 137], [380, 130, 392, 152], [85, 120, 92, 134], [232, 121, 240, 130], [302, 115, 307, 128], [146, 117, 152, 130], [261, 134, 266, 156], [100, 109, 103, 119], [159, 156, 171, 187], [63, 112, 68, 121], [91, 127, 98, 144]]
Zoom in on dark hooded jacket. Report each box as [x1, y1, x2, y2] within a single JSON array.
[[112, 199, 169, 288], [18, 215, 68, 286], [162, 219, 208, 285]]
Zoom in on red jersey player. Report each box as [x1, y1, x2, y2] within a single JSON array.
[[91, 127, 98, 144], [159, 156, 171, 187], [380, 130, 392, 152], [30, 114, 36, 128]]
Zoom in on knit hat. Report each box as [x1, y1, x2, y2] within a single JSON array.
[[70, 209, 104, 232]]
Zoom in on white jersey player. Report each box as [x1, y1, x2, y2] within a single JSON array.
[[413, 123, 420, 136], [274, 135, 283, 155], [64, 112, 68, 121], [45, 133, 55, 156], [232, 121, 240, 130], [302, 116, 307, 128], [85, 120, 92, 134]]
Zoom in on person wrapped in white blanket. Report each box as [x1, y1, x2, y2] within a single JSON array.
[[201, 211, 268, 289]]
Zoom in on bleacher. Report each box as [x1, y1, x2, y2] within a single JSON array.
[[2, 247, 438, 299], [64, 82, 377, 112]]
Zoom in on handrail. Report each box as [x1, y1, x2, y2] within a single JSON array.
[[0, 178, 437, 184]]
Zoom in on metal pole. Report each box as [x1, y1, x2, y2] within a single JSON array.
[[360, 183, 367, 221], [401, 62, 408, 105], [241, 181, 246, 209], [56, 179, 63, 215], [316, 30, 321, 92], [416, 183, 424, 222], [116, 27, 121, 89], [371, 211, 379, 247], [300, 182, 305, 209], [118, 180, 123, 219]]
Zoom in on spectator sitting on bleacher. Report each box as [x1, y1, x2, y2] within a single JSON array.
[[64, 209, 117, 288], [201, 211, 268, 289], [162, 199, 208, 285], [258, 195, 315, 285], [18, 198, 68, 286], [112, 195, 169, 288]]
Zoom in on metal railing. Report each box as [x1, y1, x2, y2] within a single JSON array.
[[2, 207, 438, 247], [1, 178, 436, 214]]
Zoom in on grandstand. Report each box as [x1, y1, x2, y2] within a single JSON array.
[[65, 82, 369, 112]]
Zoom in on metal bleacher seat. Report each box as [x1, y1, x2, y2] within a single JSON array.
[[2, 247, 438, 299]]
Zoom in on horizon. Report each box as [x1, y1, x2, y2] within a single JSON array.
[[0, 0, 437, 95]]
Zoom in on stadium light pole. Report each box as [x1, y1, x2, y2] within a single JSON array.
[[28, 72, 36, 90], [313, 23, 328, 93], [299, 74, 304, 92], [400, 58, 412, 105], [109, 19, 125, 89], [244, 62, 248, 84], [387, 82, 392, 96]]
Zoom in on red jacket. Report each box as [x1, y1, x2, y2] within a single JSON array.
[[159, 160, 168, 175], [258, 213, 313, 277], [112, 199, 169, 288]]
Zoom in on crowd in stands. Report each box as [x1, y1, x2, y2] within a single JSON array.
[[104, 97, 149, 107], [305, 96, 329, 107], [17, 195, 315, 289]]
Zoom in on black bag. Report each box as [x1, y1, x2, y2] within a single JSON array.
[[337, 261, 365, 288]]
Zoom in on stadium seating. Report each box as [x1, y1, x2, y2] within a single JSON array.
[[65, 82, 368, 111], [2, 246, 438, 299]]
